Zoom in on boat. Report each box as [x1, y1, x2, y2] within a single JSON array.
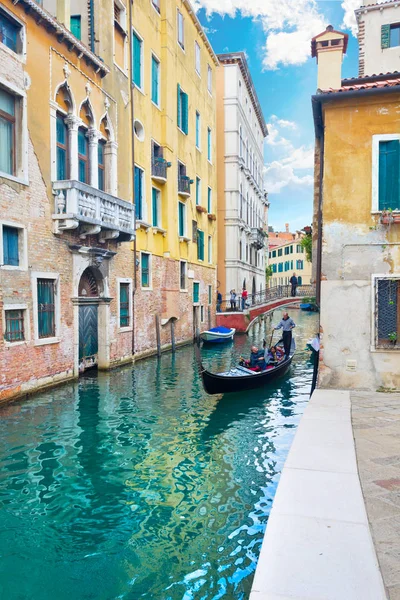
[[200, 326, 236, 344], [300, 303, 319, 312], [196, 338, 296, 395]]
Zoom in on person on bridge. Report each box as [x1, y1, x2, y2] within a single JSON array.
[[241, 287, 248, 310], [274, 312, 296, 359], [290, 273, 298, 297]]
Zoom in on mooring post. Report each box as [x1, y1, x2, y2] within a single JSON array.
[[170, 319, 176, 353], [155, 315, 161, 358]]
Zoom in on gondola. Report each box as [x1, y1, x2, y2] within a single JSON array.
[[196, 338, 296, 395]]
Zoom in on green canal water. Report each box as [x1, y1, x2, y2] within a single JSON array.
[[0, 310, 318, 600]]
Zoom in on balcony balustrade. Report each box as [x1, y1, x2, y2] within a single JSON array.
[[52, 180, 135, 242], [151, 157, 170, 183], [178, 175, 192, 197], [250, 227, 267, 250]]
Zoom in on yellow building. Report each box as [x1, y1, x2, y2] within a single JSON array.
[[131, 0, 218, 356], [268, 234, 312, 288], [312, 16, 400, 390]]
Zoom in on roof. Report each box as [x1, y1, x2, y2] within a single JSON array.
[[319, 71, 400, 94], [16, 0, 109, 77], [183, 0, 219, 66], [311, 26, 349, 58], [218, 52, 268, 138], [355, 0, 400, 15]]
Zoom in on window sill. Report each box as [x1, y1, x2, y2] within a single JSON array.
[[179, 236, 190, 243], [4, 340, 28, 348], [151, 101, 161, 111], [118, 326, 133, 333], [0, 172, 29, 186], [152, 227, 167, 236], [0, 42, 26, 64], [114, 62, 129, 78], [0, 265, 27, 271], [34, 337, 60, 347], [136, 220, 152, 231], [180, 288, 188, 293], [141, 286, 153, 291]]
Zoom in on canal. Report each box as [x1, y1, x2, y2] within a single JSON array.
[[0, 309, 318, 600]]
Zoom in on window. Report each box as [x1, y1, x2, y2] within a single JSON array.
[[56, 114, 68, 181], [5, 308, 25, 342], [0, 88, 15, 176], [207, 128, 211, 162], [278, 248, 282, 257], [200, 305, 204, 323], [378, 140, 400, 211], [151, 55, 160, 106], [290, 245, 293, 254], [0, 9, 20, 53], [120, 283, 130, 327], [132, 31, 143, 89], [208, 235, 212, 263], [239, 126, 243, 158], [78, 128, 88, 184], [207, 65, 212, 94], [195, 41, 201, 75], [278, 263, 283, 273], [272, 250, 276, 258], [296, 244, 303, 253], [390, 24, 400, 48], [284, 246, 290, 255], [37, 279, 55, 339], [152, 0, 160, 13], [196, 111, 200, 149], [375, 277, 400, 348], [141, 253, 150, 288], [152, 187, 161, 227], [197, 229, 204, 261], [2, 225, 19, 266], [193, 282, 200, 304], [177, 85, 188, 134], [272, 264, 277, 273], [70, 15, 81, 40], [134, 166, 144, 220], [98, 140, 105, 191], [178, 201, 186, 237], [180, 261, 187, 290], [208, 285, 212, 305], [296, 260, 303, 270], [207, 187, 212, 213], [195, 177, 201, 205], [177, 10, 184, 49]]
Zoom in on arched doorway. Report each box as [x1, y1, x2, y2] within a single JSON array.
[[78, 268, 101, 372]]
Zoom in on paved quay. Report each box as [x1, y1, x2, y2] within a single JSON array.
[[250, 389, 386, 600], [352, 391, 400, 600]]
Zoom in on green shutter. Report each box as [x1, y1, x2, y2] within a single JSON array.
[[135, 166, 143, 220], [193, 282, 199, 303], [152, 188, 158, 226], [197, 230, 204, 261], [207, 188, 211, 213], [152, 56, 159, 104], [178, 202, 185, 236], [196, 178, 200, 205], [379, 140, 400, 210], [182, 92, 188, 134], [70, 15, 81, 40], [3, 226, 19, 266], [381, 24, 390, 49], [177, 84, 181, 128], [133, 33, 142, 87]]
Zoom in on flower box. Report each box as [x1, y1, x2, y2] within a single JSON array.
[[196, 205, 207, 213], [380, 211, 400, 224], [207, 213, 217, 221]]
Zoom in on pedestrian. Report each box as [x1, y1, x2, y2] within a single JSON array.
[[230, 289, 237, 311], [216, 291, 222, 312], [241, 287, 248, 310], [274, 311, 296, 359], [290, 272, 298, 297]]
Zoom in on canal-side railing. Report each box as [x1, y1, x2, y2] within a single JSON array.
[[216, 284, 316, 313]]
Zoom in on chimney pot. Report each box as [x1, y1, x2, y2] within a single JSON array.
[[285, 223, 289, 233], [311, 26, 348, 90]]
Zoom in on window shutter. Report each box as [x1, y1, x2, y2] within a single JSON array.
[[179, 203, 185, 236], [182, 92, 188, 134], [198, 230, 204, 260], [3, 226, 19, 266], [177, 84, 181, 127], [152, 57, 158, 104], [134, 167, 142, 220], [133, 33, 141, 86], [379, 140, 400, 210], [381, 24, 390, 49], [152, 188, 158, 226]]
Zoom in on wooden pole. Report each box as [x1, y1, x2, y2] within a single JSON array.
[[170, 319, 176, 353], [155, 315, 161, 357]]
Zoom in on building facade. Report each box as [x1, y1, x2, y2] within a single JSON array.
[[216, 53, 268, 302], [131, 0, 218, 357], [0, 0, 135, 402], [312, 11, 400, 390], [268, 234, 312, 288]]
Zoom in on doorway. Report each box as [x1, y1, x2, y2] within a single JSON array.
[[78, 268, 100, 372]]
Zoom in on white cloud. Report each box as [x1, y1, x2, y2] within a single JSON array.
[[193, 0, 327, 69], [281, 146, 314, 170], [272, 116, 297, 130], [266, 123, 292, 146], [265, 160, 314, 193]]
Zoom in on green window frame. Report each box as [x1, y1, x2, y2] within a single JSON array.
[[135, 166, 143, 220], [278, 248, 282, 257], [208, 235, 212, 263], [5, 309, 24, 342], [70, 15, 81, 40], [0, 10, 19, 53], [379, 140, 400, 211], [0, 87, 15, 176], [197, 229, 204, 261], [141, 253, 150, 288], [56, 114, 68, 181], [120, 283, 130, 327], [152, 187, 160, 227], [98, 140, 105, 191], [207, 127, 211, 161], [207, 187, 212, 213], [37, 278, 56, 339], [178, 201, 185, 237], [193, 282, 200, 304], [177, 84, 188, 134], [78, 127, 88, 184], [272, 250, 276, 258], [3, 225, 19, 266], [196, 111, 200, 148], [195, 177, 200, 206], [151, 55, 160, 105], [132, 31, 142, 88]]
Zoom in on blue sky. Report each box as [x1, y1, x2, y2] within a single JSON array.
[[195, 0, 362, 232]]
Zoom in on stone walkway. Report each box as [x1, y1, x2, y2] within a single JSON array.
[[352, 392, 400, 600]]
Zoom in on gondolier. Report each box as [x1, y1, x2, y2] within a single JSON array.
[[274, 312, 296, 359]]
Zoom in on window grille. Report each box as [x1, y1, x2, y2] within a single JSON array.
[[120, 283, 130, 327], [375, 278, 399, 348], [5, 309, 24, 342], [180, 261, 186, 289], [37, 279, 55, 338]]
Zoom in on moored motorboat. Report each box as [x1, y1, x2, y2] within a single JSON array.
[[201, 326, 236, 344], [196, 338, 296, 395]]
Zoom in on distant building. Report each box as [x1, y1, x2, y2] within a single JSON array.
[[268, 223, 297, 251], [268, 233, 312, 288], [216, 52, 269, 300], [311, 5, 400, 390]]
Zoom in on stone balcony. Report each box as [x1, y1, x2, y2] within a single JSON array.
[[52, 180, 135, 242], [250, 227, 267, 250], [178, 176, 192, 197]]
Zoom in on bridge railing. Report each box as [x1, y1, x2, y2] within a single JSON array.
[[216, 284, 316, 313]]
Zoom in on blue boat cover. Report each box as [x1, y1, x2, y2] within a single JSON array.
[[208, 326, 233, 334]]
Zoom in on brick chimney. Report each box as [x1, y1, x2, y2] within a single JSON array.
[[311, 25, 348, 91]]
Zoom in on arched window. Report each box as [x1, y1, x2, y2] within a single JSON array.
[[55, 84, 74, 181], [78, 100, 95, 185]]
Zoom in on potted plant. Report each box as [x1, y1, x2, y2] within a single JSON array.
[[208, 213, 217, 221], [388, 332, 397, 346], [196, 205, 207, 213]]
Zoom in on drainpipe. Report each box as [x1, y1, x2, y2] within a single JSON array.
[[128, 0, 137, 357], [89, 0, 95, 53], [316, 127, 324, 307]]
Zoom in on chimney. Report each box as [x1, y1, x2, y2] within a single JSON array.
[[285, 223, 289, 233], [311, 25, 348, 91]]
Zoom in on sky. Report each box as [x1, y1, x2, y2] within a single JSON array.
[[194, 0, 363, 232]]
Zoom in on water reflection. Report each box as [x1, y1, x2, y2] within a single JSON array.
[[0, 309, 318, 600]]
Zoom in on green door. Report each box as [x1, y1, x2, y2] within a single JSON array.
[[79, 305, 98, 364]]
